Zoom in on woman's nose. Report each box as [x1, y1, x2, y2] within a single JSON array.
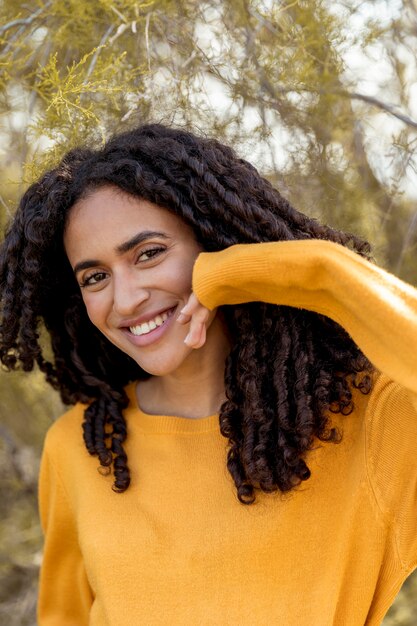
[[112, 271, 150, 317]]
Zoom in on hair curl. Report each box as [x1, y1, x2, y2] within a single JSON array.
[[0, 124, 373, 503]]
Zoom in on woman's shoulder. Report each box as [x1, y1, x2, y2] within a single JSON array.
[[43, 401, 88, 453], [366, 371, 417, 427], [364, 371, 417, 505], [39, 402, 91, 495], [363, 371, 417, 567]]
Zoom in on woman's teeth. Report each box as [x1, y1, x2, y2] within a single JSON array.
[[129, 310, 170, 336]]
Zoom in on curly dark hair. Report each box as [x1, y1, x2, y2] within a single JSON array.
[[0, 123, 373, 503]]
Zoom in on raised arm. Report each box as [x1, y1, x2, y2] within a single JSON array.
[[190, 239, 417, 397]]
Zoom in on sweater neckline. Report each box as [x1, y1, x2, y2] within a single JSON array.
[[125, 381, 220, 434]]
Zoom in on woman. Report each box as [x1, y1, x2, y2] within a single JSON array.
[[0, 124, 416, 625]]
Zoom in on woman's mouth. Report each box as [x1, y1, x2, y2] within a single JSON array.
[[129, 308, 173, 336], [124, 306, 178, 346]]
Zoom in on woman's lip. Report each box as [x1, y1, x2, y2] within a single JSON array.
[[120, 306, 177, 329], [122, 306, 178, 347]]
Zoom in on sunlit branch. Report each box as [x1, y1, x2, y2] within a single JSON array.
[[0, 2, 52, 35], [346, 91, 417, 130], [83, 25, 115, 85]]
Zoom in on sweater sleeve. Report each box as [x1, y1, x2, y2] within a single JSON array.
[[192, 239, 417, 399], [38, 432, 93, 625], [193, 239, 417, 568]]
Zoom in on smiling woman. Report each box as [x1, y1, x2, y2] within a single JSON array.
[[64, 187, 225, 401], [0, 124, 417, 625]]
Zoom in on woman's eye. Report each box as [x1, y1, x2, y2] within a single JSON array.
[[137, 247, 165, 262], [80, 271, 108, 288]]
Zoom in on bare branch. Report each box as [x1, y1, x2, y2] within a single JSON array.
[[195, 9, 417, 135], [396, 209, 417, 274], [109, 23, 128, 45], [0, 423, 36, 490], [0, 1, 52, 36], [247, 6, 278, 34], [145, 12, 152, 72], [347, 91, 417, 130], [83, 25, 115, 85], [0, 194, 13, 219], [110, 5, 128, 24]]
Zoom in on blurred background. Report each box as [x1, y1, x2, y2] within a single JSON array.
[[0, 0, 416, 623]]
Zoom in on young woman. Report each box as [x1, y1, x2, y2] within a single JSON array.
[[0, 124, 416, 625]]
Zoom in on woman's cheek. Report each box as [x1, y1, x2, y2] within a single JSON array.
[[82, 292, 107, 329]]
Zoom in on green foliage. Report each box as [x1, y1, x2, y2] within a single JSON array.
[[1, 1, 417, 623]]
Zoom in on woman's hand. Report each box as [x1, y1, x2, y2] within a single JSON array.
[[176, 292, 212, 349]]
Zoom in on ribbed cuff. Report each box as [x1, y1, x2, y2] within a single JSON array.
[[192, 244, 270, 310]]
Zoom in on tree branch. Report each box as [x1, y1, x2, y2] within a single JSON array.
[[0, 1, 52, 36], [83, 25, 115, 85], [0, 193, 12, 219], [145, 12, 152, 72], [396, 209, 417, 274], [346, 91, 417, 130]]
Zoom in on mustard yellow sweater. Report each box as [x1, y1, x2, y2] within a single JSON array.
[[38, 240, 417, 625]]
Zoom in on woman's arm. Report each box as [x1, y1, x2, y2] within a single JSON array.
[[184, 239, 417, 397], [38, 439, 93, 625]]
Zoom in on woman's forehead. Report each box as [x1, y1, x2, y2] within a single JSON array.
[[64, 186, 196, 258]]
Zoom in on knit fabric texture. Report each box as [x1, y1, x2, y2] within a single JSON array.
[[38, 240, 417, 625]]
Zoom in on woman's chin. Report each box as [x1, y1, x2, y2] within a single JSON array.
[[132, 346, 194, 378]]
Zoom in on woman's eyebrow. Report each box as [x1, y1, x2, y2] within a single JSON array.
[[72, 230, 170, 275], [115, 230, 169, 254], [73, 259, 101, 275]]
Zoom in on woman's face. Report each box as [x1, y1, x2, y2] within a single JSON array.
[[64, 185, 217, 376]]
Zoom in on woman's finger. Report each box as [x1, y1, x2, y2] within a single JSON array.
[[176, 311, 192, 324], [184, 319, 206, 348], [177, 293, 198, 324], [176, 292, 211, 348]]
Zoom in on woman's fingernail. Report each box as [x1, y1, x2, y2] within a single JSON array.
[[184, 333, 191, 345], [177, 313, 186, 323]]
